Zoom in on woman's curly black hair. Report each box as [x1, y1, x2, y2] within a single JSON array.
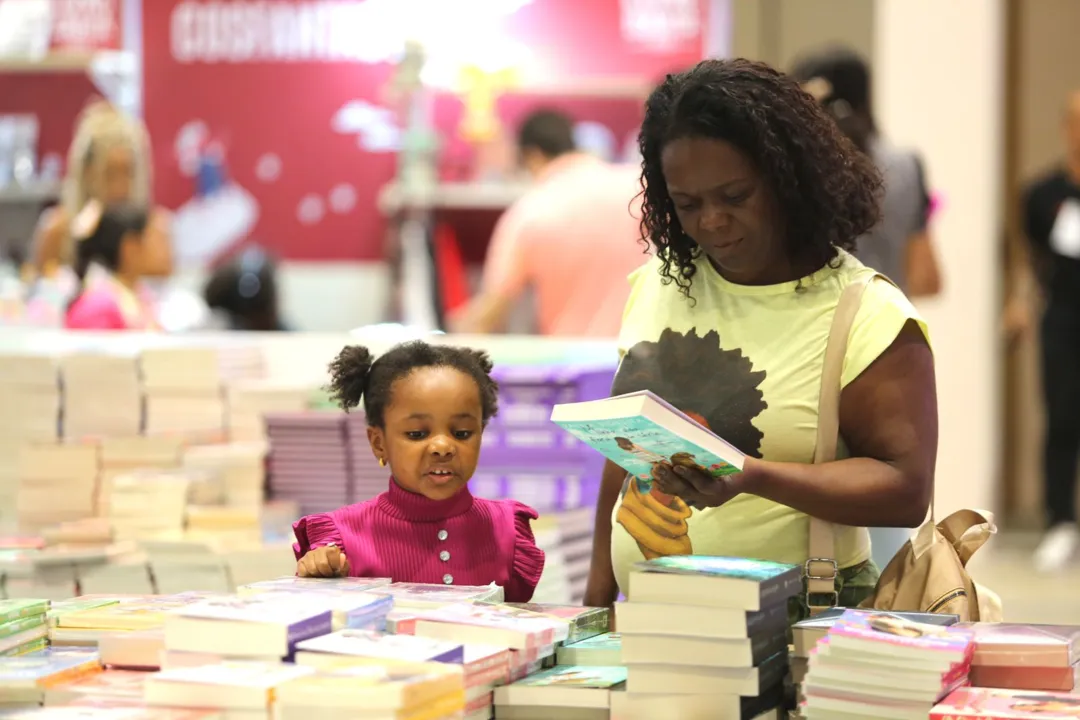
[[638, 58, 883, 296], [326, 341, 500, 427]]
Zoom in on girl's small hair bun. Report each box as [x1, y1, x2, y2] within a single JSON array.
[[327, 345, 374, 411], [467, 348, 494, 375]]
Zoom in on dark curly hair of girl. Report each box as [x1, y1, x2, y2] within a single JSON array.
[[326, 341, 500, 427], [638, 58, 882, 296]]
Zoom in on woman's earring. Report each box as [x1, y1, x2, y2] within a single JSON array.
[[378, 458, 386, 467]]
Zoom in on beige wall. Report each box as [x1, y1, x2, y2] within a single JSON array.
[[1005, 0, 1080, 526], [731, 0, 874, 70]]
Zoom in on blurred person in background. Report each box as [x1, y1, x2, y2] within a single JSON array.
[[1010, 91, 1080, 572], [64, 200, 163, 330], [450, 109, 647, 337], [203, 246, 289, 331], [792, 48, 942, 298], [34, 100, 172, 279]]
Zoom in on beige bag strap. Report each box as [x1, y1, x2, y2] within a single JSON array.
[[806, 275, 873, 612]]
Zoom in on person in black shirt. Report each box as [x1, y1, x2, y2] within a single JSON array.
[[1018, 91, 1080, 572]]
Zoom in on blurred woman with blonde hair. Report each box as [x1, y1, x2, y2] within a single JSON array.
[[33, 100, 172, 278]]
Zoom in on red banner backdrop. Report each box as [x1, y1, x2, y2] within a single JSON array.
[[142, 0, 708, 263]]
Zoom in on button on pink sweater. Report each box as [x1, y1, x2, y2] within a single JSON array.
[[292, 479, 546, 603]]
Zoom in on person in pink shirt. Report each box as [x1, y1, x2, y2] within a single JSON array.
[[64, 200, 165, 331], [292, 341, 546, 602], [451, 109, 648, 337]]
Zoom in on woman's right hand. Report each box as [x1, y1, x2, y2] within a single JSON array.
[[297, 544, 350, 578]]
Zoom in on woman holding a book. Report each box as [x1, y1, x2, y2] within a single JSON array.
[[584, 59, 937, 622]]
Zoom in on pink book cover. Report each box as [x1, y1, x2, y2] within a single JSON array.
[[414, 604, 561, 648], [959, 623, 1080, 668], [932, 686, 1080, 718], [52, 669, 148, 698], [830, 609, 975, 658], [970, 664, 1080, 693]]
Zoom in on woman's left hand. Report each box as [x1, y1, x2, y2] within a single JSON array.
[[653, 461, 748, 510]]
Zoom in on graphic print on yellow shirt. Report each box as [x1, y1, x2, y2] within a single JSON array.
[[609, 250, 928, 596], [613, 327, 769, 559]]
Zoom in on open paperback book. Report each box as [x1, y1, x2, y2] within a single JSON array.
[[550, 390, 744, 480]]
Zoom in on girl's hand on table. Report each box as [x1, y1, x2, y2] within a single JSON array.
[[297, 544, 350, 578]]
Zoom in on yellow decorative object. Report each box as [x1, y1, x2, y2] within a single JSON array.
[[458, 64, 519, 144], [616, 478, 693, 560]]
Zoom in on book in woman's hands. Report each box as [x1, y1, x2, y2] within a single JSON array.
[[550, 390, 745, 479]]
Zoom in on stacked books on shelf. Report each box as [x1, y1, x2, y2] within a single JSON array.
[[0, 354, 60, 531], [963, 623, 1080, 692], [800, 609, 975, 719], [16, 443, 99, 534], [790, 608, 960, 707], [556, 632, 622, 667], [474, 366, 613, 515], [141, 348, 226, 442], [344, 411, 393, 502], [612, 555, 794, 720], [182, 443, 266, 511], [98, 437, 187, 514], [931, 685, 1080, 719], [266, 412, 353, 516], [61, 351, 142, 440], [0, 599, 49, 657], [144, 661, 316, 716], [104, 471, 192, 542], [226, 381, 310, 443]]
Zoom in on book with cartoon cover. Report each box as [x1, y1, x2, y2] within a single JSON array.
[[829, 608, 975, 661], [168, 595, 333, 649], [0, 647, 102, 688], [551, 390, 745, 480], [499, 603, 609, 644], [56, 593, 224, 631], [368, 582, 503, 608], [297, 629, 464, 664], [631, 555, 802, 611], [931, 686, 1080, 718]]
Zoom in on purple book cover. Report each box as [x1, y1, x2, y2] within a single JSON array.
[[286, 611, 334, 657]]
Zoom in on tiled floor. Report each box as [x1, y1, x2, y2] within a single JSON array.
[[966, 531, 1080, 624]]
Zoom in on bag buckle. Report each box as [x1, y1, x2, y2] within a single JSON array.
[[804, 557, 839, 612]]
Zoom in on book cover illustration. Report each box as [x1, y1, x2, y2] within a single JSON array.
[[635, 554, 798, 583], [298, 629, 464, 664], [553, 412, 741, 483], [370, 582, 502, 604], [933, 686, 1080, 718], [795, 607, 960, 631], [565, 632, 621, 651], [512, 665, 627, 688], [0, 599, 49, 623], [53, 668, 148, 697], [420, 603, 564, 633], [0, 648, 101, 682], [502, 603, 609, 642], [961, 624, 1080, 667], [239, 576, 392, 594], [830, 609, 975, 654], [153, 661, 315, 688], [173, 595, 333, 633]]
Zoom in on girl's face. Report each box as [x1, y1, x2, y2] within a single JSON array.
[[368, 366, 484, 501], [86, 144, 135, 204]]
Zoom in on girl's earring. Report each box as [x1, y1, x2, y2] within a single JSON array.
[[378, 458, 386, 468]]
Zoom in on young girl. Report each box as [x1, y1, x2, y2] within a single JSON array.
[[292, 341, 546, 602], [64, 200, 162, 330]]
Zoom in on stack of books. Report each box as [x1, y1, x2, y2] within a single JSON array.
[[614, 555, 795, 719], [0, 646, 102, 709], [141, 541, 233, 595], [161, 593, 335, 665], [182, 505, 262, 547], [61, 351, 142, 440], [182, 443, 266, 511], [790, 608, 960, 707], [931, 686, 1080, 718], [557, 632, 622, 667], [226, 380, 310, 443], [0, 354, 60, 531], [274, 663, 466, 720], [105, 470, 192, 542], [963, 623, 1080, 692], [800, 609, 975, 718], [16, 442, 99, 534], [144, 661, 316, 716], [0, 546, 116, 601], [238, 577, 392, 630], [98, 437, 187, 515], [0, 599, 49, 656], [266, 412, 352, 515], [51, 592, 216, 655], [43, 667, 149, 706], [495, 665, 627, 720], [141, 348, 226, 442], [294, 628, 465, 669]]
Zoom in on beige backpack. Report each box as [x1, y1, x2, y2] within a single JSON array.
[[804, 275, 1003, 623]]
